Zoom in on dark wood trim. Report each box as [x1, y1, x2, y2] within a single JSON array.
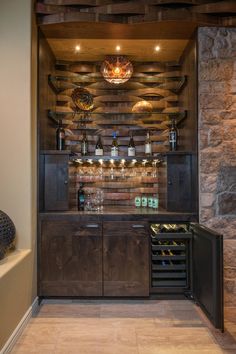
[[35, 1, 236, 28]]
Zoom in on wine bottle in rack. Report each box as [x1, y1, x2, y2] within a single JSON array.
[[111, 132, 119, 157], [81, 131, 88, 156], [77, 183, 85, 211], [169, 119, 178, 151], [56, 119, 65, 150], [128, 131, 136, 157], [145, 131, 152, 156], [95, 135, 103, 156]]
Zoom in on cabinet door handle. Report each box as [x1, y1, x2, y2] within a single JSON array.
[[86, 224, 99, 228], [132, 224, 145, 228]]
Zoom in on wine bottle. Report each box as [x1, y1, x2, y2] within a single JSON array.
[[95, 136, 103, 156], [56, 119, 65, 150], [81, 132, 88, 156], [145, 131, 152, 155], [169, 119, 178, 151], [128, 132, 136, 157], [111, 132, 118, 157], [77, 183, 85, 211]]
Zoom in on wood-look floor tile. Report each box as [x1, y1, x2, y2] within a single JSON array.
[[9, 301, 236, 354], [136, 327, 217, 347], [18, 323, 60, 343], [55, 343, 139, 354], [10, 343, 56, 354], [38, 304, 101, 318], [100, 303, 169, 318], [138, 345, 224, 354]]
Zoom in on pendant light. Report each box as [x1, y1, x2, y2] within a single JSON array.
[[101, 55, 133, 85]]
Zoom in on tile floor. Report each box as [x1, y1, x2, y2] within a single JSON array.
[[10, 300, 236, 354]]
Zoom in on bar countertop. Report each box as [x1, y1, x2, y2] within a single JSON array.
[[39, 207, 198, 222]]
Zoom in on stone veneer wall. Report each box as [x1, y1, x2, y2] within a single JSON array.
[[198, 27, 236, 306]]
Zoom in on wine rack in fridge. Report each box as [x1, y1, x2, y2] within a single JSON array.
[[150, 224, 192, 293]]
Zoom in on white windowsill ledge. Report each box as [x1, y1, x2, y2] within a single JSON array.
[[0, 249, 31, 279]]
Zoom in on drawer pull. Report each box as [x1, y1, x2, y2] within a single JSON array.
[[86, 224, 99, 228], [132, 224, 145, 228]]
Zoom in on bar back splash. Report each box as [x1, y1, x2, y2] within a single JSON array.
[[69, 160, 166, 208]]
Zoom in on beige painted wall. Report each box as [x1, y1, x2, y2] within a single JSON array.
[[0, 0, 37, 350], [0, 0, 36, 249]]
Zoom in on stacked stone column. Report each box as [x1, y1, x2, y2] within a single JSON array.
[[198, 27, 236, 306]]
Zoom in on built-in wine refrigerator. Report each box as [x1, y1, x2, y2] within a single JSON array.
[[150, 223, 224, 331]]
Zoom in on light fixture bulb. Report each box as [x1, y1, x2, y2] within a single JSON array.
[[114, 66, 121, 75], [75, 45, 81, 52], [116, 45, 121, 52], [155, 45, 160, 52]]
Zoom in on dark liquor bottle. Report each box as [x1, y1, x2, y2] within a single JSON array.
[[95, 136, 103, 156], [128, 131, 136, 157], [111, 132, 118, 157], [56, 119, 65, 150], [81, 132, 88, 156], [169, 119, 178, 151], [145, 131, 152, 156], [77, 183, 85, 211]]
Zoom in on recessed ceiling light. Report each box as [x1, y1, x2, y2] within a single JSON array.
[[116, 45, 121, 52], [155, 45, 160, 52], [75, 45, 81, 52]]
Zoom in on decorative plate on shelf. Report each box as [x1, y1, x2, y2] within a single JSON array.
[[71, 87, 94, 111], [132, 100, 153, 113]]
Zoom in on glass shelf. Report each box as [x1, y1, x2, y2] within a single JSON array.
[[48, 110, 186, 120], [48, 74, 186, 94]]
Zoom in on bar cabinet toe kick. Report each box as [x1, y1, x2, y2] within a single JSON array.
[[38, 213, 224, 331]]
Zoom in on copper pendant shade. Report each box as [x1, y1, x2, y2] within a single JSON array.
[[101, 56, 133, 84]]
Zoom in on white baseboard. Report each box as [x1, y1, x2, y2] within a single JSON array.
[[0, 297, 39, 354]]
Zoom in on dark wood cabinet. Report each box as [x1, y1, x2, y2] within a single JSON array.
[[44, 153, 69, 211], [191, 223, 223, 330], [167, 153, 197, 212], [39, 219, 150, 297], [103, 221, 149, 296], [39, 220, 103, 296]]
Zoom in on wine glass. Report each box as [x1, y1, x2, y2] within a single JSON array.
[[95, 189, 104, 212]]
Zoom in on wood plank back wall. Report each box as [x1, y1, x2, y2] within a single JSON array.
[[52, 60, 183, 208]]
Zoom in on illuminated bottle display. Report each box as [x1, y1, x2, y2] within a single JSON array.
[[128, 132, 136, 157], [77, 183, 85, 211], [111, 132, 119, 157], [56, 119, 65, 150], [95, 136, 103, 156], [81, 132, 88, 156], [145, 131, 152, 155], [169, 119, 178, 151]]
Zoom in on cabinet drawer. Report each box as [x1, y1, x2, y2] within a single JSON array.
[[103, 221, 148, 237], [41, 221, 102, 237]]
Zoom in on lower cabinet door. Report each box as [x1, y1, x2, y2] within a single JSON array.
[[191, 223, 224, 331], [103, 221, 149, 296], [40, 220, 102, 296]]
